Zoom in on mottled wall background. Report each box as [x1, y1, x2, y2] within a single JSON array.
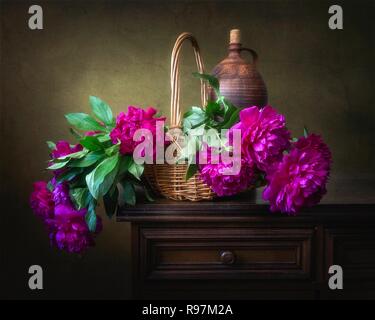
[[1, 0, 374, 299]]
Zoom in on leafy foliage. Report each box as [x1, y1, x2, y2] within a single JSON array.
[[70, 151, 104, 168], [128, 162, 144, 180], [183, 73, 240, 136], [303, 126, 309, 138], [70, 187, 90, 210], [65, 113, 105, 132], [79, 136, 103, 151], [182, 73, 242, 181], [45, 83, 240, 231], [120, 180, 136, 206], [89, 96, 114, 127], [191, 72, 241, 129], [185, 163, 198, 181], [46, 141, 56, 150], [46, 96, 154, 232], [85, 154, 120, 200], [86, 197, 97, 232], [103, 186, 119, 218]]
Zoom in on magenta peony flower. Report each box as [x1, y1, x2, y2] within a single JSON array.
[[51, 140, 83, 159], [84, 130, 101, 136], [110, 106, 166, 155], [230, 106, 291, 172], [30, 181, 54, 219], [52, 182, 71, 206], [47, 181, 102, 254], [30, 179, 102, 254], [199, 149, 256, 196], [49, 141, 83, 176], [293, 133, 332, 163], [262, 134, 332, 214], [46, 206, 102, 254]]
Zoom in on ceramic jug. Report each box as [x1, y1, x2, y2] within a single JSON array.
[[210, 29, 268, 108]]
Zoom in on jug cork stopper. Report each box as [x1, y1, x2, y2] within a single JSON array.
[[229, 29, 241, 44]]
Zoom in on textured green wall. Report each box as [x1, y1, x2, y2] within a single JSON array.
[[1, 0, 374, 298]]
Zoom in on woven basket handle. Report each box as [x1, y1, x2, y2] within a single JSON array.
[[170, 32, 207, 128]]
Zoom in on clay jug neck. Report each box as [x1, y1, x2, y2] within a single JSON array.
[[228, 43, 242, 58]]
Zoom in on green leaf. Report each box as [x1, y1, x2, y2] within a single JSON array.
[[303, 126, 309, 138], [121, 180, 136, 206], [69, 128, 83, 140], [58, 149, 88, 160], [55, 167, 84, 184], [220, 97, 236, 112], [221, 107, 240, 129], [142, 185, 154, 202], [154, 110, 164, 118], [103, 186, 119, 218], [79, 135, 103, 151], [47, 160, 69, 170], [205, 101, 223, 118], [190, 120, 207, 130], [118, 155, 132, 176], [128, 161, 144, 180], [185, 163, 198, 181], [193, 72, 220, 96], [68, 169, 91, 189], [85, 199, 97, 232], [70, 151, 104, 168], [183, 110, 194, 118], [105, 143, 120, 156], [97, 133, 111, 143], [182, 106, 206, 133], [98, 163, 120, 199], [47, 181, 54, 191], [131, 180, 155, 202], [183, 106, 205, 118], [65, 113, 105, 132], [70, 187, 90, 210], [85, 154, 120, 199], [89, 96, 114, 126], [46, 141, 56, 150]]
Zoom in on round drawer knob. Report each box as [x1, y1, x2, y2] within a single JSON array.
[[220, 250, 236, 265]]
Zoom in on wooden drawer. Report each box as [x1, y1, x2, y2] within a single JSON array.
[[140, 227, 314, 280], [325, 228, 375, 280]]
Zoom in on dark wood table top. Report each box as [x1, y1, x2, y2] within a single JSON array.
[[118, 183, 375, 222]]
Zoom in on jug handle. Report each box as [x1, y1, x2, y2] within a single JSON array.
[[240, 47, 258, 65]]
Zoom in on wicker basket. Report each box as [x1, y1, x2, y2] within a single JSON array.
[[144, 32, 214, 201]]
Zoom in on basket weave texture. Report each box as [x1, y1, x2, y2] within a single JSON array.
[[144, 32, 214, 201]]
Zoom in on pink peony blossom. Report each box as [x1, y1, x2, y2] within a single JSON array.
[[110, 106, 165, 155], [293, 133, 332, 163], [30, 181, 54, 219], [49, 141, 83, 176], [46, 206, 102, 254], [230, 106, 291, 172], [51, 141, 83, 159], [200, 149, 256, 196], [48, 182, 102, 254], [262, 134, 332, 214], [84, 131, 101, 136], [30, 179, 102, 254], [52, 182, 71, 206]]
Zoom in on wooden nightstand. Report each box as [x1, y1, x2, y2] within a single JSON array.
[[117, 192, 375, 299]]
